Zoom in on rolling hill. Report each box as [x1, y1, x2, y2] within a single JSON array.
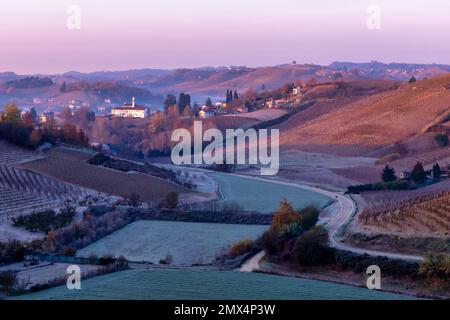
[[278, 74, 450, 157]]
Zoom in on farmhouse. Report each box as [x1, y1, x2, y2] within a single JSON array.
[[111, 97, 149, 118], [39, 112, 54, 123]]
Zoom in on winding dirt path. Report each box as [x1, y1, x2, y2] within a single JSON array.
[[238, 175, 423, 272]]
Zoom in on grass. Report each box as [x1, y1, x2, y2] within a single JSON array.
[[212, 173, 332, 213], [77, 220, 268, 265], [15, 269, 416, 300]]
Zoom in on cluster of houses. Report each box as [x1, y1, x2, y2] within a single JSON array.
[[265, 86, 303, 109], [34, 85, 305, 122]]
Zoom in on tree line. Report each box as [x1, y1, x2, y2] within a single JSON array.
[[0, 103, 90, 149]]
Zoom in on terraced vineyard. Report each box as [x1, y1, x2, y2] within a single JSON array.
[[0, 141, 95, 222], [279, 76, 450, 156], [15, 269, 414, 300], [392, 147, 450, 170], [0, 140, 39, 165], [21, 147, 188, 202], [360, 191, 450, 236]]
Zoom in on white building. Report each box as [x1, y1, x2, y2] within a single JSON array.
[[39, 112, 54, 123], [111, 97, 149, 118]]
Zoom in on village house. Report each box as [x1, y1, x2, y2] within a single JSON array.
[[39, 111, 55, 123], [111, 97, 149, 118], [199, 106, 216, 118]]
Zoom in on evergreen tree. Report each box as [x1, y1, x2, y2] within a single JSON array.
[[432, 163, 441, 179], [30, 108, 37, 121], [164, 94, 177, 111], [226, 90, 233, 103], [60, 82, 67, 93], [177, 92, 191, 114], [205, 97, 213, 108], [411, 162, 427, 184], [382, 165, 397, 182], [233, 90, 239, 100]]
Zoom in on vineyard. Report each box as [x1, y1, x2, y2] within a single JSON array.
[[0, 140, 40, 165], [21, 147, 188, 202], [279, 76, 450, 156], [360, 190, 450, 236], [0, 141, 97, 223]]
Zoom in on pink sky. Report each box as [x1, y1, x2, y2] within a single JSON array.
[[1, 0, 449, 73]]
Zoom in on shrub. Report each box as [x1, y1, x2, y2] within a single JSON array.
[[13, 206, 75, 233], [298, 206, 320, 231], [293, 226, 332, 266], [259, 230, 283, 256], [347, 180, 411, 193], [159, 252, 173, 264], [271, 199, 301, 233], [229, 238, 254, 257], [128, 193, 141, 207], [0, 240, 27, 264], [63, 247, 77, 257], [0, 271, 17, 295], [419, 252, 450, 279], [164, 192, 179, 209], [88, 253, 98, 264], [98, 254, 116, 266]]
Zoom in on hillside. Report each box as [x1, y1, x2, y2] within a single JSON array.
[[3, 62, 449, 109], [279, 74, 450, 157]]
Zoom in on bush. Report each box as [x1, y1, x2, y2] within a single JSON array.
[[87, 153, 111, 165], [128, 193, 141, 207], [259, 230, 283, 256], [229, 238, 254, 257], [88, 253, 98, 264], [164, 192, 179, 209], [293, 226, 332, 266], [98, 254, 115, 266], [0, 240, 27, 264], [419, 252, 450, 279], [13, 207, 75, 233], [298, 206, 320, 231], [159, 252, 173, 264], [347, 180, 411, 193], [0, 271, 17, 295], [63, 247, 77, 257]]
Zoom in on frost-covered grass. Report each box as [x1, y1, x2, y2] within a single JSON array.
[[77, 220, 268, 265], [16, 269, 416, 300], [212, 173, 332, 213]]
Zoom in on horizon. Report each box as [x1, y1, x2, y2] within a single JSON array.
[[1, 0, 450, 74], [2, 59, 450, 76]]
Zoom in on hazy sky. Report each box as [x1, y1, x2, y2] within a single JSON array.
[[1, 0, 449, 74]]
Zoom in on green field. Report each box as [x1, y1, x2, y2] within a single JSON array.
[[16, 269, 416, 300], [212, 173, 332, 213], [77, 220, 268, 265]]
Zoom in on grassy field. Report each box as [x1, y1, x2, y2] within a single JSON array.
[[21, 147, 187, 202], [15, 269, 415, 300], [77, 220, 268, 265], [212, 173, 332, 213]]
